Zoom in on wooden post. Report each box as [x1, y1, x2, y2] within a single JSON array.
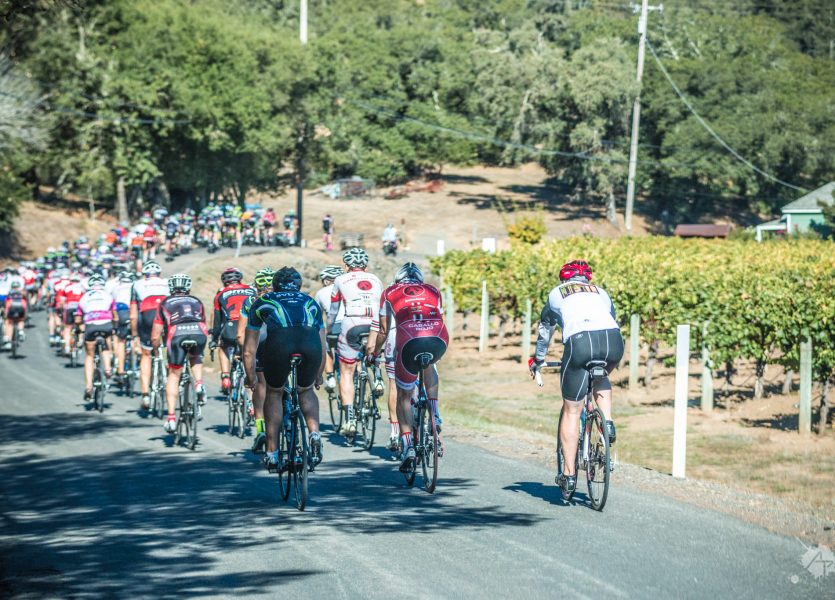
[[672, 324, 690, 478], [701, 321, 713, 412], [521, 298, 532, 358], [478, 280, 489, 353], [444, 288, 454, 341], [629, 314, 640, 390], [799, 333, 812, 435]]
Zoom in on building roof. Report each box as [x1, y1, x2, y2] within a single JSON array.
[[674, 224, 732, 238], [782, 182, 835, 212], [755, 218, 786, 230]]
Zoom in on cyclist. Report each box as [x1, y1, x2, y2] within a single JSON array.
[[2, 280, 28, 351], [76, 275, 116, 400], [322, 213, 334, 251], [130, 261, 169, 410], [314, 265, 344, 392], [58, 273, 86, 357], [327, 248, 383, 436], [528, 260, 624, 497], [110, 272, 135, 385], [366, 262, 448, 473], [151, 273, 208, 433], [243, 267, 325, 470], [210, 267, 255, 394], [236, 267, 275, 454]]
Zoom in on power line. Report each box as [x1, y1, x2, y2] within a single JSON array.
[[645, 39, 809, 193]]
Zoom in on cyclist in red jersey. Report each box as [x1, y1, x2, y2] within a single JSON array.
[[58, 274, 86, 356], [209, 267, 255, 393], [130, 261, 169, 409], [366, 262, 449, 472], [151, 273, 208, 433]]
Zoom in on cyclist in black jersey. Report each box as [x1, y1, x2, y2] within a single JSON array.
[[243, 267, 326, 469]]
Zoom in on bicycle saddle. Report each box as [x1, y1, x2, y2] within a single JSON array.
[[180, 340, 198, 349]]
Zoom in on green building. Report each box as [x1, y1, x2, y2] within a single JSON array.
[[755, 182, 834, 242]]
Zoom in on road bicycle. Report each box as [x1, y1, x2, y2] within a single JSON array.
[[536, 360, 612, 511], [120, 334, 138, 398], [174, 340, 200, 450], [227, 347, 251, 439], [341, 332, 382, 449], [90, 331, 109, 413], [149, 348, 167, 419], [402, 353, 441, 493], [275, 354, 310, 511]]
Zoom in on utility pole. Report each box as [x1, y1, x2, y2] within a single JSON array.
[[296, 0, 308, 246], [624, 1, 663, 231]]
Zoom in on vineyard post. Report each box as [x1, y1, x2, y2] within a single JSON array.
[[445, 288, 455, 341], [701, 321, 714, 412], [629, 314, 640, 390], [799, 332, 812, 435], [521, 298, 532, 358], [479, 280, 489, 353], [672, 324, 690, 478]]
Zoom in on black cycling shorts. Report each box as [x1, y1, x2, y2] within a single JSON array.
[[84, 322, 113, 343], [116, 309, 131, 339], [137, 309, 156, 349], [261, 326, 322, 389], [560, 328, 624, 401], [5, 304, 26, 321], [219, 320, 239, 346], [167, 327, 207, 369], [63, 306, 77, 326], [345, 324, 371, 351]]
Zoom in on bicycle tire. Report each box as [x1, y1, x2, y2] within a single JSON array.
[[292, 411, 309, 511], [125, 347, 136, 398], [586, 408, 610, 511], [96, 356, 106, 413], [358, 372, 375, 450], [327, 387, 340, 429], [237, 388, 247, 439], [11, 334, 17, 358], [555, 407, 576, 502], [419, 403, 439, 493], [92, 360, 102, 411], [186, 381, 198, 450], [227, 392, 236, 434], [278, 424, 291, 501], [174, 387, 186, 446]]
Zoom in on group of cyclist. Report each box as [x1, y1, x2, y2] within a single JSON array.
[[2, 215, 624, 495]]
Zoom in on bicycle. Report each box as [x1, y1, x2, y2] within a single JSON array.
[[275, 354, 310, 511], [402, 353, 441, 494], [90, 331, 109, 413], [227, 347, 251, 439], [535, 360, 612, 511], [67, 325, 83, 368], [174, 340, 200, 450], [121, 335, 138, 398], [343, 332, 382, 449], [148, 347, 167, 419]]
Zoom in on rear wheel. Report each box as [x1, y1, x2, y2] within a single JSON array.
[[96, 355, 106, 413], [125, 346, 136, 398], [359, 377, 376, 450], [186, 382, 198, 450], [175, 389, 187, 446], [555, 407, 576, 502], [278, 425, 291, 501], [419, 403, 439, 493], [237, 388, 248, 439], [586, 407, 610, 511], [292, 411, 309, 511]]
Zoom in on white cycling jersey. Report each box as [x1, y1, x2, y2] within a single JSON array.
[[131, 276, 169, 312], [315, 284, 344, 325], [0, 274, 24, 296], [538, 279, 617, 345], [77, 289, 115, 325], [328, 270, 383, 325], [111, 281, 133, 311]]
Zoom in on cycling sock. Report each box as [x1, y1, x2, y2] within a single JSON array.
[[167, 413, 176, 420], [401, 431, 414, 451], [390, 420, 400, 437], [345, 405, 355, 421], [255, 418, 265, 434]]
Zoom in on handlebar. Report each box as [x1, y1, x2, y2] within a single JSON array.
[[534, 361, 561, 388]]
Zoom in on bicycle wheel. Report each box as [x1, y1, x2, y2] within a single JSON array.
[[174, 389, 186, 446], [125, 347, 136, 398], [327, 387, 340, 429], [555, 407, 576, 501], [186, 382, 199, 450], [586, 408, 610, 511], [419, 404, 439, 493], [358, 374, 376, 450], [292, 411, 309, 511], [278, 424, 291, 501], [237, 388, 248, 439], [227, 391, 237, 435], [96, 356, 106, 413], [11, 331, 18, 358], [92, 361, 102, 411]]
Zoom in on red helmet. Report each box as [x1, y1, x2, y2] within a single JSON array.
[[221, 267, 243, 285], [559, 260, 592, 282]]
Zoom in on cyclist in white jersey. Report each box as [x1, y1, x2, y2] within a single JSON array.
[[530, 260, 624, 497], [110, 272, 135, 384], [130, 261, 169, 409], [327, 248, 383, 435], [76, 275, 117, 399], [315, 265, 344, 391]]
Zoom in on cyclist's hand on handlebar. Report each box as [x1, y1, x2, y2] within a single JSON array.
[[364, 352, 377, 367], [208, 339, 218, 351], [528, 357, 544, 378]]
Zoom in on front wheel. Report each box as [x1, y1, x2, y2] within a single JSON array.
[[555, 407, 577, 502], [292, 412, 309, 511], [278, 424, 291, 501], [585, 408, 610, 511]]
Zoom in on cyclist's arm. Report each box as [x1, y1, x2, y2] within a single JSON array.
[[326, 284, 341, 330], [534, 302, 562, 362], [129, 285, 139, 337], [210, 292, 223, 342], [150, 304, 165, 349], [242, 327, 259, 385], [236, 311, 248, 347]]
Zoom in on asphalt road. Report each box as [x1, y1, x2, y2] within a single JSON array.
[[0, 249, 829, 599]]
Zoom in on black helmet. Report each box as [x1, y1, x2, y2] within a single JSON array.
[[272, 266, 302, 292]]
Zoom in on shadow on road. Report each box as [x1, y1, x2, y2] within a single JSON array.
[[0, 412, 147, 445]]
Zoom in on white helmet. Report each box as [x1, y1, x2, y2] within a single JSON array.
[[141, 260, 161, 276], [319, 265, 344, 282], [168, 273, 192, 294], [86, 274, 106, 289], [342, 247, 369, 269], [395, 262, 423, 283]]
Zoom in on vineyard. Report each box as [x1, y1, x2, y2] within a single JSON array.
[[432, 237, 835, 397]]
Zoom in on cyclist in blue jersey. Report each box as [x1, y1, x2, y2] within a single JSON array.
[[243, 267, 326, 470]]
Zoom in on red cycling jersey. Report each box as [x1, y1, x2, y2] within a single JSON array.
[[212, 283, 255, 323]]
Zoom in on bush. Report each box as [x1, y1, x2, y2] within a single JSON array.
[[506, 214, 546, 245]]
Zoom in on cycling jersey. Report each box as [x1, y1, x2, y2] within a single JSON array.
[[212, 283, 255, 344], [375, 282, 448, 390], [0, 274, 24, 301], [109, 281, 133, 311], [4, 290, 27, 320], [154, 294, 207, 339], [328, 271, 383, 321], [247, 291, 323, 332], [131, 277, 169, 313], [77, 289, 115, 325], [59, 281, 86, 325], [314, 285, 344, 325]]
